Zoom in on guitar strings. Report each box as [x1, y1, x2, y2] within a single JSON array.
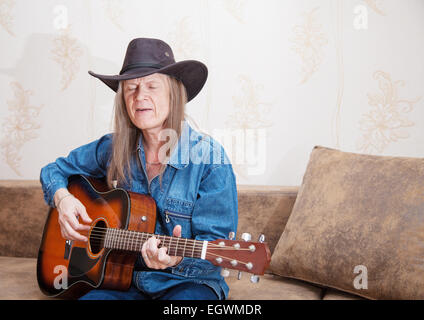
[[81, 235, 252, 265], [86, 225, 235, 249], [85, 234, 253, 254], [87, 237, 254, 256], [84, 227, 207, 248], [85, 234, 250, 253], [75, 226, 255, 261], [85, 234, 205, 251], [81, 235, 236, 259], [80, 227, 213, 253], [86, 235, 242, 251], [75, 225, 259, 265], [79, 225, 239, 250], [85, 240, 247, 255], [85, 237, 254, 267], [80, 225, 210, 247], [75, 226, 257, 264]]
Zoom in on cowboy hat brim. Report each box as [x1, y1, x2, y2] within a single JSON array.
[[88, 60, 207, 102]]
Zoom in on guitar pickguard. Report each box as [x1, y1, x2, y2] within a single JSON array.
[[68, 247, 100, 277]]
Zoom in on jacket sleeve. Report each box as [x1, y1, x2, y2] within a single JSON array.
[[169, 161, 239, 277], [39, 134, 113, 207], [191, 163, 238, 241]]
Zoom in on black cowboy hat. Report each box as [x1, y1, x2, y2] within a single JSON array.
[[88, 38, 208, 102]]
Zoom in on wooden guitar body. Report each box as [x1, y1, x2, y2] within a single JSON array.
[[36, 175, 156, 298]]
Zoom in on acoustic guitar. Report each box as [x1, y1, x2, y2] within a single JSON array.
[[37, 175, 271, 298]]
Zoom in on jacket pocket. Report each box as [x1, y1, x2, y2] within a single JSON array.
[[164, 210, 192, 223], [163, 197, 194, 239]]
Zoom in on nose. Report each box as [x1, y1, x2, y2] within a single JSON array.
[[135, 85, 149, 101]]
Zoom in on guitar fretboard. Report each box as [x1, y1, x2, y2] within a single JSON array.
[[102, 228, 206, 259]]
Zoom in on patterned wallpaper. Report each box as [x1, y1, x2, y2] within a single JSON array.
[[0, 0, 423, 186]]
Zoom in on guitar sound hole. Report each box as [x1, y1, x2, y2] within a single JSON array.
[[89, 220, 106, 255]]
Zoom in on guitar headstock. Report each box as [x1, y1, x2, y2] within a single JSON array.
[[206, 233, 271, 281]]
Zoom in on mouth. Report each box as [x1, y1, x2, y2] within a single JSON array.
[[135, 107, 153, 113]]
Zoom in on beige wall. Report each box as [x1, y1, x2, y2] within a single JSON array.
[[0, 0, 423, 186]]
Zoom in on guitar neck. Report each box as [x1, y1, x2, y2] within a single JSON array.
[[91, 226, 270, 275], [101, 228, 207, 259]]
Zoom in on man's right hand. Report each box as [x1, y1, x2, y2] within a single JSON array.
[[54, 188, 92, 242]]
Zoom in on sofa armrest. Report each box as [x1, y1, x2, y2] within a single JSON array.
[[0, 180, 49, 258]]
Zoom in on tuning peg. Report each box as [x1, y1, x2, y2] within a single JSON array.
[[241, 232, 252, 242], [228, 232, 235, 240], [221, 268, 230, 278], [237, 271, 242, 280], [250, 275, 260, 283], [258, 234, 265, 243]]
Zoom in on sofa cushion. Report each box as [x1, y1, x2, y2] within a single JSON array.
[[322, 289, 364, 300], [0, 256, 52, 299], [226, 273, 323, 300], [270, 146, 424, 299], [0, 256, 324, 300]]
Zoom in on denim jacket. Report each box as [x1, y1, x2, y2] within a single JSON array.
[[40, 121, 238, 299]]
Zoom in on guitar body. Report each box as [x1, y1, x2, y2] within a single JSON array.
[[36, 175, 157, 299]]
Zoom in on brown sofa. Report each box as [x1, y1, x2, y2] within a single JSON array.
[[0, 180, 362, 300]]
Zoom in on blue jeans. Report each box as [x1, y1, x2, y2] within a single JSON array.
[[79, 282, 219, 300]]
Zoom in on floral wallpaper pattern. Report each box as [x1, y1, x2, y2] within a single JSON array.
[[1, 82, 43, 176], [168, 16, 199, 60], [0, 0, 14, 36], [224, 0, 248, 24], [291, 7, 328, 85], [226, 75, 272, 130], [357, 71, 421, 154], [364, 0, 385, 16], [51, 26, 83, 90], [102, 0, 124, 31]]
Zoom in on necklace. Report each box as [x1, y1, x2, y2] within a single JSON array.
[[143, 142, 162, 166], [146, 161, 162, 165]]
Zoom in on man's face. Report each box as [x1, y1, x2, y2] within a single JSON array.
[[123, 73, 170, 131]]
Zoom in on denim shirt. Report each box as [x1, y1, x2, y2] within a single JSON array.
[[39, 121, 238, 299]]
